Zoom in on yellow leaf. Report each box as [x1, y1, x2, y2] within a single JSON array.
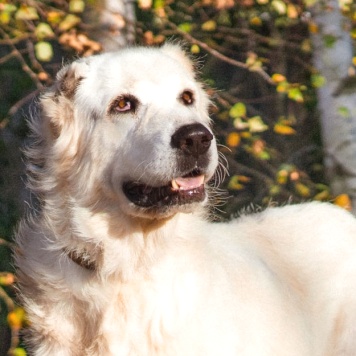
[[272, 73, 286, 83], [201, 20, 217, 32], [250, 16, 262, 26], [0, 272, 15, 286], [228, 175, 247, 190], [226, 132, 241, 148], [190, 44, 200, 54], [334, 194, 352, 211], [59, 14, 81, 32], [274, 123, 296, 135], [294, 182, 311, 197], [7, 307, 26, 330], [308, 22, 319, 34], [287, 4, 299, 19]]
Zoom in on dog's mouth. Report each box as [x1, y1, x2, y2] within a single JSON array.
[[123, 169, 206, 208]]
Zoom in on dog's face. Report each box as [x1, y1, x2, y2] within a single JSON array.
[[40, 45, 219, 219]]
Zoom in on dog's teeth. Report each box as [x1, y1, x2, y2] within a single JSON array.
[[171, 179, 180, 190]]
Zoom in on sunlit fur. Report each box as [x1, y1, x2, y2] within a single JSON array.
[[15, 45, 356, 355]]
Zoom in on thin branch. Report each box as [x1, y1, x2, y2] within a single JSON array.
[[0, 27, 43, 90], [165, 20, 275, 85]]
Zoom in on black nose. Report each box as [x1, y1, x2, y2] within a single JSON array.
[[171, 123, 213, 158]]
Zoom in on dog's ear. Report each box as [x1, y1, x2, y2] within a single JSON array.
[[55, 59, 90, 99], [40, 59, 90, 139], [161, 44, 195, 75]]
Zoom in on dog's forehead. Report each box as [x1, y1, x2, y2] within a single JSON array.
[[78, 49, 199, 110]]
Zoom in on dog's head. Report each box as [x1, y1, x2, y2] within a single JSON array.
[[36, 45, 219, 219]]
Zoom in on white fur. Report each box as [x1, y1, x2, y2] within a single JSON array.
[[16, 45, 356, 355]]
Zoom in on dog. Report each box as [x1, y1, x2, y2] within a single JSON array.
[[15, 44, 356, 355]]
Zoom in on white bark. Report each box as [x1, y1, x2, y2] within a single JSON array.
[[91, 0, 136, 51], [311, 0, 356, 214]]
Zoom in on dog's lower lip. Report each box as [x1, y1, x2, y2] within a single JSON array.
[[123, 174, 206, 208]]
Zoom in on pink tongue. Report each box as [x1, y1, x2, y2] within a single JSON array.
[[173, 175, 204, 191]]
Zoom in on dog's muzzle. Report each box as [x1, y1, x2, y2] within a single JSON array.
[[123, 123, 214, 209]]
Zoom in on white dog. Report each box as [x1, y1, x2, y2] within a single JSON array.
[[15, 45, 356, 355]]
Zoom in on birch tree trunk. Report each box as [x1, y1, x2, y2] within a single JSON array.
[[90, 0, 136, 51], [311, 0, 356, 214]]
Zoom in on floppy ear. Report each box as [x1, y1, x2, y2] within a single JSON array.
[[160, 43, 195, 75], [40, 59, 90, 139]]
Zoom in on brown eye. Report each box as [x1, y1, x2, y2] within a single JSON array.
[[181, 90, 194, 105], [111, 95, 138, 113]]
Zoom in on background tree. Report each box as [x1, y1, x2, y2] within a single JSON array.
[[0, 0, 355, 354]]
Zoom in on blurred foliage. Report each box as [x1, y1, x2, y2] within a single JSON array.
[[0, 0, 355, 354]]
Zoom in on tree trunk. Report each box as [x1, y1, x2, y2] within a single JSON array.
[[89, 0, 136, 51], [311, 0, 356, 214]]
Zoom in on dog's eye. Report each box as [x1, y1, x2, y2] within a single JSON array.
[[181, 90, 194, 106], [111, 95, 138, 113]]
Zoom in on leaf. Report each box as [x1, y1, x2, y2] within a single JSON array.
[[178, 22, 192, 33], [69, 0, 85, 13], [15, 6, 39, 21], [47, 11, 63, 25], [311, 74, 326, 88], [287, 4, 298, 19], [201, 20, 217, 32], [294, 182, 311, 197], [274, 123, 296, 135], [190, 44, 200, 54], [323, 34, 337, 48], [250, 16, 262, 26], [271, 0, 287, 15], [228, 175, 251, 190], [138, 0, 153, 9], [35, 41, 54, 62], [35, 23, 55, 40], [276, 81, 289, 93], [0, 272, 15, 286], [233, 117, 249, 130], [337, 106, 350, 118], [7, 307, 26, 330], [59, 14, 81, 32], [12, 348, 27, 356], [226, 132, 241, 148], [288, 87, 304, 102], [248, 116, 268, 133], [272, 73, 286, 83], [229, 102, 247, 118], [334, 194, 352, 211]]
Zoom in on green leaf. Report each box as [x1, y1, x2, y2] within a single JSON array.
[[337, 106, 350, 117], [35, 41, 54, 62], [229, 102, 246, 118], [178, 22, 192, 33], [288, 87, 304, 102], [311, 74, 326, 88], [323, 34, 337, 48], [35, 23, 55, 40]]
